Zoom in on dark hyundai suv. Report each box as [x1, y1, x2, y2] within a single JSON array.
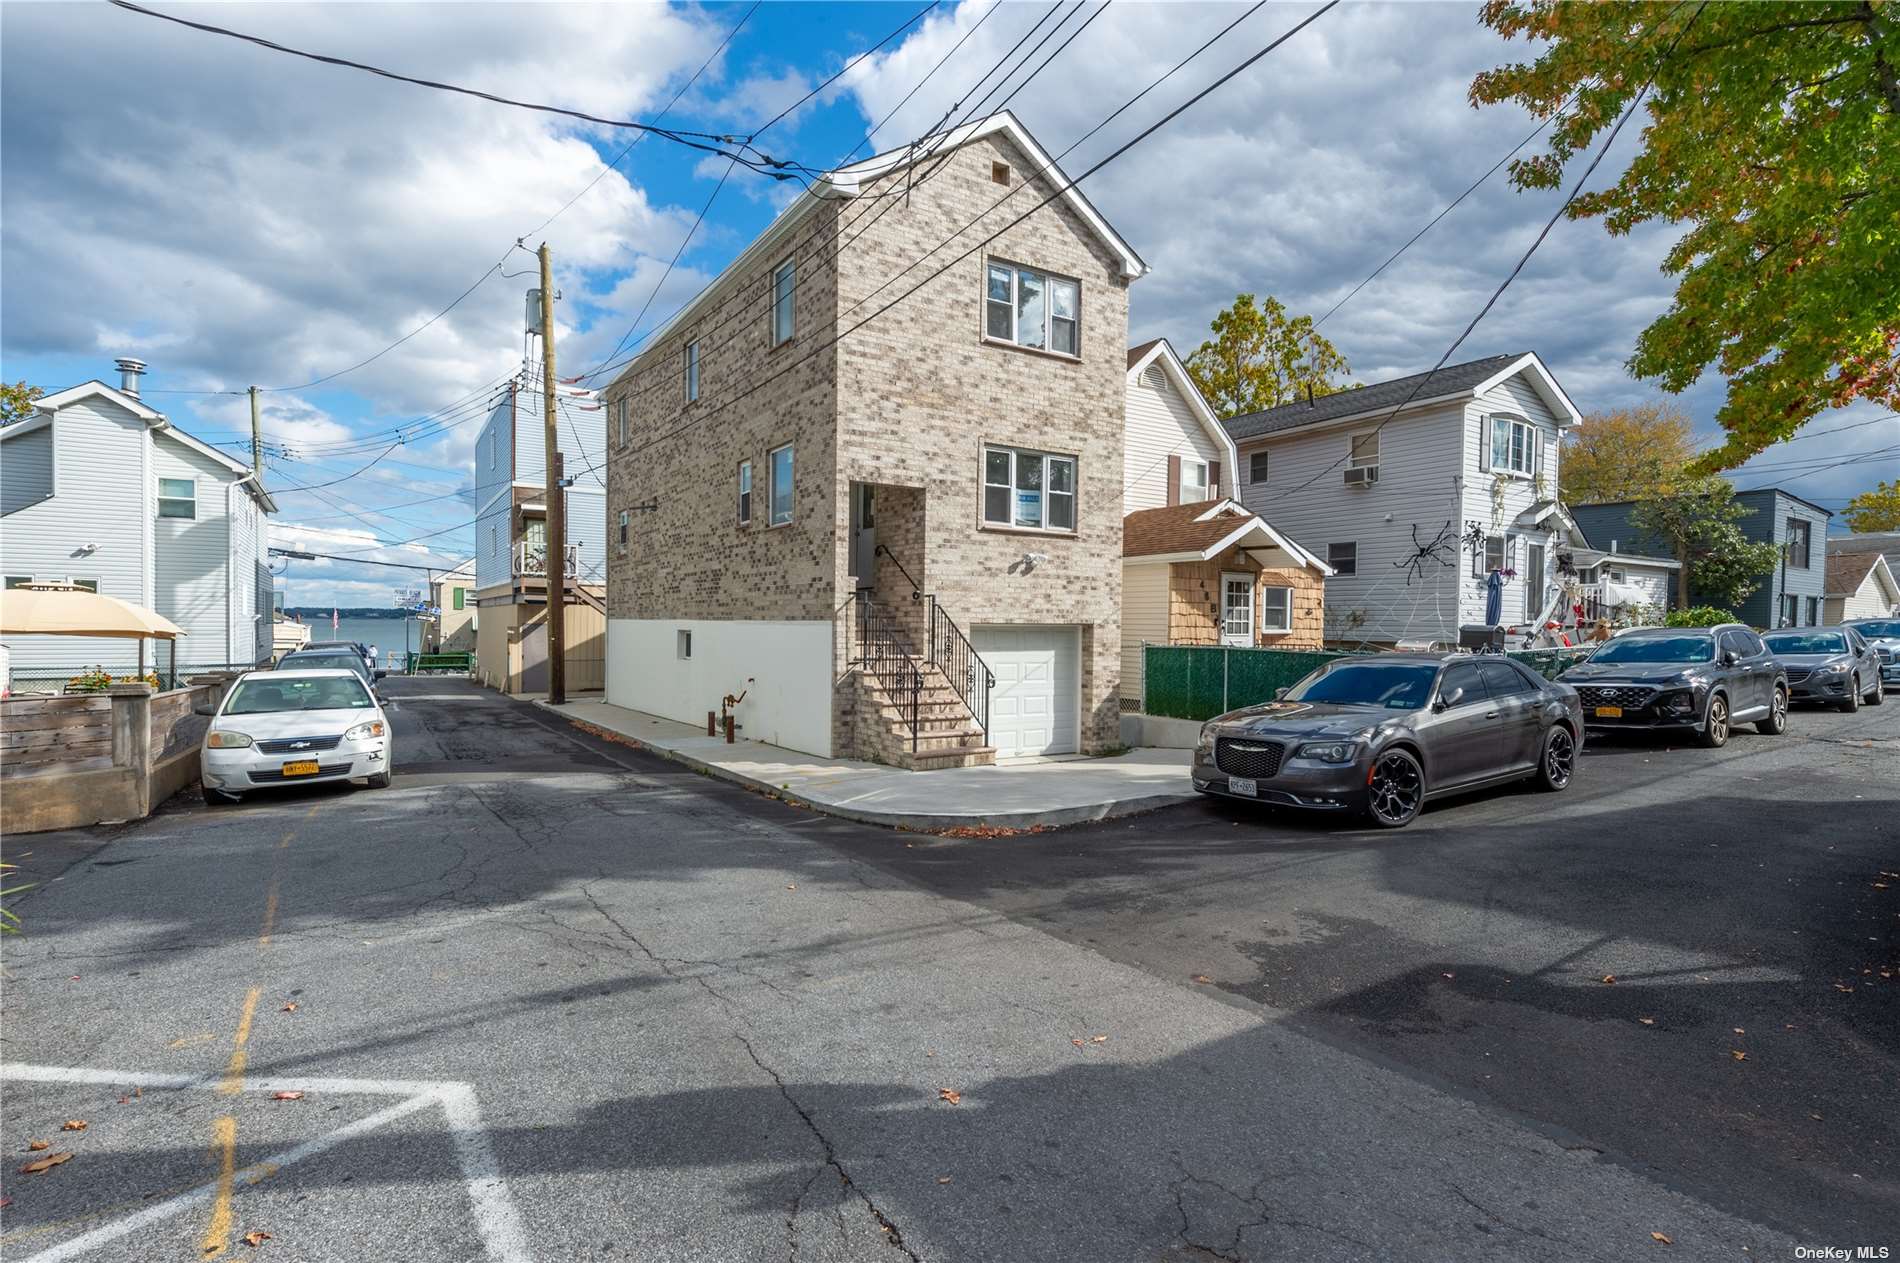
[[1560, 624, 1787, 748]]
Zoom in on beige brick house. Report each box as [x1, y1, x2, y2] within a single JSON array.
[[602, 112, 1145, 765], [1120, 339, 1330, 707]]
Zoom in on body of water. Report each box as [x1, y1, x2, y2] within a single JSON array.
[[287, 616, 431, 668]]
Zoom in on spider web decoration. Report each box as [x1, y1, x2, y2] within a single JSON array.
[[1393, 520, 1460, 585], [1461, 521, 1489, 567]]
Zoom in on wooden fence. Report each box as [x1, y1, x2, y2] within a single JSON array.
[[1, 694, 114, 778]]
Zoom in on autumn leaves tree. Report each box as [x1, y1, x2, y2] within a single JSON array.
[[1843, 479, 1900, 532], [1184, 294, 1350, 419], [1561, 402, 1697, 504], [1471, 1, 1900, 473], [0, 381, 43, 425]]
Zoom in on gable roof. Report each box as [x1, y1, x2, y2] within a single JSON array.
[[1125, 339, 1236, 487], [1127, 338, 1164, 370], [1825, 542, 1898, 598], [1123, 498, 1330, 573], [1222, 351, 1580, 443]]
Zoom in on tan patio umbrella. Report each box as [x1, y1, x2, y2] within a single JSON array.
[[0, 583, 186, 684]]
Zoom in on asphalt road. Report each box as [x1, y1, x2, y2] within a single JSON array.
[[0, 676, 1891, 1261]]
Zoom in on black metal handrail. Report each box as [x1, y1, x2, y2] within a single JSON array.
[[872, 544, 923, 601], [850, 590, 922, 752], [925, 595, 995, 743]]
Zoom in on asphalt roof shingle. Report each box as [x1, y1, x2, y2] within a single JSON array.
[[1122, 500, 1247, 558], [1220, 352, 1528, 442]]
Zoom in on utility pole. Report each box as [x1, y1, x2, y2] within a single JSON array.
[[538, 243, 566, 706], [249, 386, 263, 474]]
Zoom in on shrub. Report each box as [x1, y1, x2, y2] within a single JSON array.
[[1662, 606, 1736, 628]]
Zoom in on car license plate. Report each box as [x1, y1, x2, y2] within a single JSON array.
[[281, 761, 320, 777], [1593, 706, 1623, 718], [1227, 776, 1257, 797]]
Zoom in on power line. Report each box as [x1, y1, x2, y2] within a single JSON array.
[[749, 1, 943, 138], [622, 0, 1339, 462], [1278, 1, 1706, 499]]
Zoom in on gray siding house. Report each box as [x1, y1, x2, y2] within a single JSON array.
[[0, 361, 275, 683], [1224, 352, 1583, 646], [1570, 488, 1833, 628], [471, 373, 606, 596]]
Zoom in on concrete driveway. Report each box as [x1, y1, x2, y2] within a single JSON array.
[[0, 676, 1886, 1260]]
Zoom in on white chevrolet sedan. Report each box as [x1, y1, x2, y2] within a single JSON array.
[[197, 668, 393, 804]]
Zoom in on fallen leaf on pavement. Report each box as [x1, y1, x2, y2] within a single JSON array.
[[1733, 1028, 1744, 1035], [1651, 1231, 1673, 1245], [1835, 983, 1855, 993], [1071, 1039, 1084, 1047], [27, 1140, 49, 1151], [785, 885, 796, 891], [937, 1089, 961, 1105], [1875, 883, 1890, 890], [242, 1230, 272, 1247], [0, 1196, 10, 1209], [1730, 1050, 1747, 1061], [937, 1176, 952, 1184], [1810, 1113, 1824, 1121], [1089, 1035, 1107, 1044], [1441, 972, 1455, 980], [19, 1151, 72, 1174], [1601, 975, 1616, 985], [281, 1003, 298, 1012], [1638, 1017, 1656, 1026], [271, 1091, 305, 1101], [1191, 975, 1212, 984], [61, 1120, 87, 1132]]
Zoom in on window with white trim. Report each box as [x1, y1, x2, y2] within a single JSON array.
[[1489, 415, 1537, 476], [737, 460, 753, 525], [1179, 458, 1208, 503], [768, 444, 793, 526], [684, 340, 700, 403], [157, 477, 196, 519], [1248, 450, 1269, 484], [617, 510, 630, 550], [1476, 534, 1516, 577], [1348, 432, 1379, 476], [1785, 518, 1811, 569], [982, 445, 1076, 532], [985, 261, 1079, 356], [1260, 585, 1292, 633], [617, 397, 630, 445], [771, 260, 795, 345], [1327, 542, 1356, 575]]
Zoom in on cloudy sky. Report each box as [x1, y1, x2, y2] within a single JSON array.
[[4, 0, 1894, 606]]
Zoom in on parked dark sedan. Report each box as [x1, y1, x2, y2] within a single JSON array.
[[1559, 624, 1786, 748], [1191, 653, 1584, 829], [1843, 618, 1900, 692], [1761, 627, 1883, 712]]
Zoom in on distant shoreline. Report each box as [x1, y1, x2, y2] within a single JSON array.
[[282, 609, 416, 620]]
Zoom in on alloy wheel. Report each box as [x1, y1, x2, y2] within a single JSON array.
[[1707, 696, 1729, 745], [1367, 751, 1424, 826], [1543, 726, 1575, 788]]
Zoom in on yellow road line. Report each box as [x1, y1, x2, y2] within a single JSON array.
[[258, 886, 279, 947], [201, 1114, 238, 1257], [217, 987, 261, 1096]]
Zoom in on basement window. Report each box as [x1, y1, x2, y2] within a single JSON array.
[[676, 629, 692, 659]]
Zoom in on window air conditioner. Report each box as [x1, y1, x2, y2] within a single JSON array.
[[1344, 466, 1378, 487]]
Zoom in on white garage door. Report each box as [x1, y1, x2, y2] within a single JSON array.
[[973, 625, 1080, 758]]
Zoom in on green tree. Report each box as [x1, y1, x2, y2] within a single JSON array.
[[1184, 294, 1350, 419], [1, 380, 43, 425], [1471, 2, 1900, 473], [1561, 401, 1697, 503], [1631, 475, 1783, 611], [1843, 478, 1900, 531]]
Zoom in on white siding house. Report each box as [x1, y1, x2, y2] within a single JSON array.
[[1226, 352, 1583, 647], [1, 363, 275, 683]]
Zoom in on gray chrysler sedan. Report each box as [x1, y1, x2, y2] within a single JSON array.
[[1191, 653, 1584, 829]]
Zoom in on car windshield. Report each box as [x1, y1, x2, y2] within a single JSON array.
[[1285, 661, 1437, 710], [1588, 635, 1715, 664], [224, 676, 374, 714], [1850, 620, 1900, 638], [1763, 632, 1845, 654], [283, 654, 364, 673]]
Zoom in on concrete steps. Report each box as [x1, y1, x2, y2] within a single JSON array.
[[852, 649, 994, 770]]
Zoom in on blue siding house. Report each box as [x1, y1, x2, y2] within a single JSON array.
[[1570, 487, 1833, 628]]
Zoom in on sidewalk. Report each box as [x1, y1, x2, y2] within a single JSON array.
[[535, 696, 1198, 831]]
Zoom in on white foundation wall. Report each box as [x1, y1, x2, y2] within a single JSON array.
[[606, 618, 834, 756]]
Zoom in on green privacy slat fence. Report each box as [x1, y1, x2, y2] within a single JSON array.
[[1141, 645, 1348, 721], [1506, 646, 1595, 679]]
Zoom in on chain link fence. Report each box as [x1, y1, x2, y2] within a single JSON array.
[[3, 662, 264, 697]]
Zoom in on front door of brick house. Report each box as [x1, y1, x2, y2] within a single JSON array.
[[1221, 572, 1254, 646], [849, 483, 877, 591]]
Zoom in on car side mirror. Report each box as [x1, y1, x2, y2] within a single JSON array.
[[1273, 687, 1289, 700], [375, 669, 388, 680], [1435, 686, 1464, 712], [1721, 651, 1738, 666], [193, 703, 216, 717]]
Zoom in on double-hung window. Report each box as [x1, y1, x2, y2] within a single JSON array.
[[1348, 432, 1379, 476], [737, 460, 753, 525], [158, 477, 196, 519], [1489, 415, 1537, 476], [1179, 458, 1209, 503], [1260, 586, 1292, 634], [1476, 534, 1515, 577], [982, 445, 1076, 532], [1327, 542, 1357, 576], [985, 261, 1080, 356], [1248, 451, 1269, 484], [771, 260, 796, 346], [617, 510, 630, 550], [1785, 518, 1811, 568], [684, 340, 700, 403], [617, 397, 631, 445], [768, 444, 793, 526]]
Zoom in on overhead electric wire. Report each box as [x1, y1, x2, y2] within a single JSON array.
[[748, 0, 943, 139], [621, 0, 1340, 462], [833, 0, 1004, 168], [1279, 1, 1706, 498]]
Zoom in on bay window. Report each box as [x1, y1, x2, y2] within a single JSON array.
[[983, 445, 1076, 532], [985, 261, 1080, 356]]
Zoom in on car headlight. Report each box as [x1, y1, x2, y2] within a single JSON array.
[[1295, 741, 1356, 764], [346, 720, 386, 740], [1196, 725, 1216, 754], [1815, 662, 1849, 675], [206, 730, 253, 749]]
